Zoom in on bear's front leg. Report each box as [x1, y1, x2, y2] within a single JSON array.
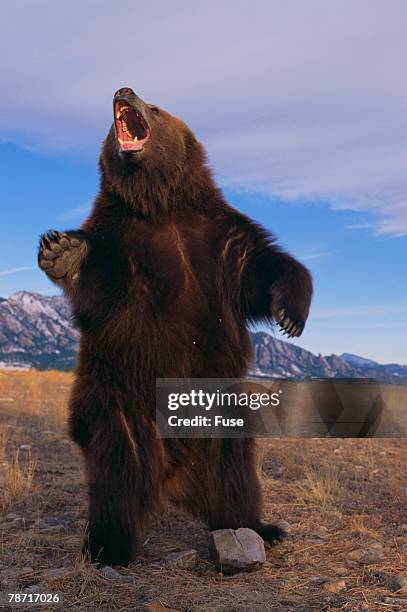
[[232, 223, 313, 336], [38, 230, 88, 290]]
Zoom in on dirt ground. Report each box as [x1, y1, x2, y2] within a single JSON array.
[[0, 370, 406, 611]]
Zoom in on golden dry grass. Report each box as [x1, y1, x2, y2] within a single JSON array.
[[0, 370, 406, 611], [294, 462, 343, 509], [2, 448, 36, 510]]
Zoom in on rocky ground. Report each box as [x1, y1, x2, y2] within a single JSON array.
[[0, 371, 406, 611]]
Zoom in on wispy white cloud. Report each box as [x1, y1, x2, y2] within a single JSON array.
[[299, 251, 335, 262], [0, 1, 406, 235], [0, 266, 34, 277], [57, 203, 91, 222]]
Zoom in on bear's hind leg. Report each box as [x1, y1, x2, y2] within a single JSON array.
[[80, 408, 162, 566], [207, 439, 286, 543], [83, 437, 139, 566], [165, 439, 286, 545]]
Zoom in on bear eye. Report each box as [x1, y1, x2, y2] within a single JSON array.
[[148, 105, 160, 115]]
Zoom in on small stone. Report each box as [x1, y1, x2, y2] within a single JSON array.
[[263, 458, 286, 479], [311, 526, 329, 540], [375, 571, 407, 592], [99, 565, 133, 582], [381, 596, 407, 606], [401, 524, 407, 532], [19, 445, 32, 451], [347, 547, 384, 564], [161, 549, 197, 570], [323, 579, 346, 593], [210, 528, 266, 573], [41, 525, 65, 534], [368, 541, 384, 551], [44, 567, 67, 579], [35, 517, 61, 528], [24, 583, 44, 593], [275, 465, 286, 478], [309, 576, 326, 584]]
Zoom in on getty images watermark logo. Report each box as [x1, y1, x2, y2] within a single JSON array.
[[166, 387, 282, 429], [156, 378, 407, 439]]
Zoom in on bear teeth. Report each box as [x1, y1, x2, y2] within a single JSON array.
[[116, 106, 129, 120]]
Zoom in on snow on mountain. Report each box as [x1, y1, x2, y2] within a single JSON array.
[[0, 292, 406, 381], [340, 353, 379, 368], [0, 291, 79, 369]]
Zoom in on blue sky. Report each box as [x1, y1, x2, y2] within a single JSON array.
[[0, 1, 406, 363]]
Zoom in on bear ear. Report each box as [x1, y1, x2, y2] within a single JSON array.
[[148, 105, 160, 115]]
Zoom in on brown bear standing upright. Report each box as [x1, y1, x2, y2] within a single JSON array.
[[38, 87, 312, 566]]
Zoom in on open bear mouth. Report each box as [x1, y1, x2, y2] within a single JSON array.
[[114, 101, 150, 152]]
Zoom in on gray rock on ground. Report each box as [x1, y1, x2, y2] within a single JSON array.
[[161, 549, 197, 570], [24, 583, 44, 593], [210, 528, 266, 573], [381, 596, 407, 606], [99, 565, 134, 582], [375, 571, 407, 592], [347, 545, 384, 564]]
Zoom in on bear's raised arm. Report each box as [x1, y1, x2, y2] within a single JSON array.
[[38, 229, 130, 328], [219, 213, 313, 337]]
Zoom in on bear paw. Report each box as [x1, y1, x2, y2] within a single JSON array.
[[275, 307, 304, 338], [38, 230, 88, 282], [270, 272, 312, 338]]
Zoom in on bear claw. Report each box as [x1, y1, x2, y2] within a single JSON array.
[[277, 315, 303, 338], [38, 230, 87, 282]]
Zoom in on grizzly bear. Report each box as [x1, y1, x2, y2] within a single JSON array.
[[38, 87, 312, 566]]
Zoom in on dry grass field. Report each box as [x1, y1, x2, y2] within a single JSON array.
[[0, 370, 406, 611]]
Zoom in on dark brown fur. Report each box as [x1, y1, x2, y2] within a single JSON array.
[[38, 89, 312, 566]]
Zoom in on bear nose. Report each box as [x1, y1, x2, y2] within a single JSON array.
[[114, 87, 134, 98]]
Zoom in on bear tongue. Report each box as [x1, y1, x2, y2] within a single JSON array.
[[125, 110, 147, 140]]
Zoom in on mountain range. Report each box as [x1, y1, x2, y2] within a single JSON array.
[[0, 291, 406, 382]]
